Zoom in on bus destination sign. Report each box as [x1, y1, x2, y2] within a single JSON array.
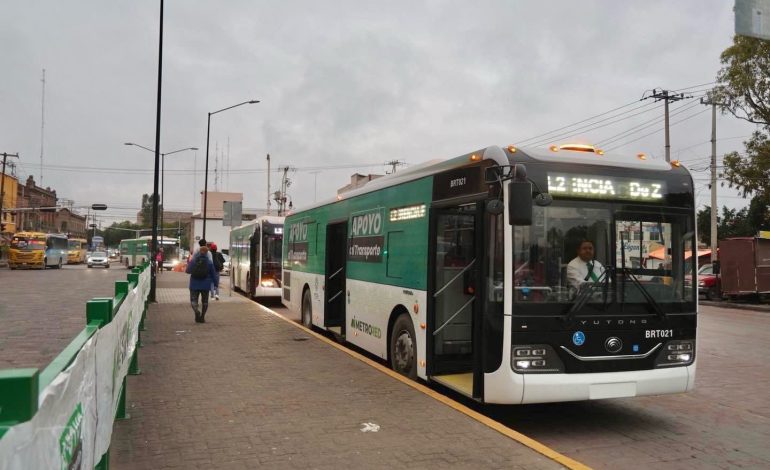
[[547, 173, 667, 201]]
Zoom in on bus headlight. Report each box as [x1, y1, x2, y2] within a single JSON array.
[[260, 278, 276, 288], [655, 340, 695, 367], [511, 344, 564, 373]]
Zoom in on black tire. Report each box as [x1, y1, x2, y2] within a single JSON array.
[[706, 286, 719, 301], [43, 258, 47, 270], [390, 313, 417, 380], [88, 265, 92, 268], [301, 289, 313, 328], [57, 258, 63, 269]]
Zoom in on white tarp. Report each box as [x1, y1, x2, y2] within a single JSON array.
[[0, 267, 150, 470]]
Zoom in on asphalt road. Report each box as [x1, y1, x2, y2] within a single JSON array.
[[0, 261, 130, 370], [263, 295, 770, 469]]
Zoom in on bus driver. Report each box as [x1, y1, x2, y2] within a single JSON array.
[[566, 240, 606, 291]]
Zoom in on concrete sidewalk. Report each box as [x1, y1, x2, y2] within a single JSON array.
[[110, 273, 566, 469]]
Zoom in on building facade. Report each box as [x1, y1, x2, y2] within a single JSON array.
[[1, 171, 19, 235], [16, 176, 57, 232], [55, 208, 87, 237]]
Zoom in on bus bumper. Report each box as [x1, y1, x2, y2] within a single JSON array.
[[484, 361, 696, 404], [254, 286, 282, 298]]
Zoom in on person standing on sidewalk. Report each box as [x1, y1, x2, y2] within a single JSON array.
[[185, 244, 217, 323], [209, 242, 224, 300]]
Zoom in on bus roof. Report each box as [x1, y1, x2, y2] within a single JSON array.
[[231, 215, 285, 232], [13, 231, 68, 239], [291, 146, 507, 214], [519, 146, 675, 171], [289, 144, 690, 215]]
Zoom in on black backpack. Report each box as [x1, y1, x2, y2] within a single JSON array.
[[191, 256, 208, 280]]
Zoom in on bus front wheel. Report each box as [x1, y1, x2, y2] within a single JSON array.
[[301, 289, 313, 328], [390, 314, 417, 380]]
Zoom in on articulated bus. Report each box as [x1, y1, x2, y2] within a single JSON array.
[[230, 216, 285, 298], [9, 232, 69, 270], [282, 145, 697, 404], [67, 238, 89, 264]]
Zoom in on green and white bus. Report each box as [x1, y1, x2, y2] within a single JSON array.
[[230, 216, 284, 298], [119, 236, 180, 270], [119, 237, 150, 268], [282, 144, 697, 404]]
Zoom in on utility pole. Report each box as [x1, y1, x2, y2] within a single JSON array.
[[385, 159, 405, 174], [701, 95, 725, 265], [274, 166, 293, 215], [40, 69, 46, 185], [642, 89, 688, 162], [266, 153, 271, 215], [1, 152, 20, 234]]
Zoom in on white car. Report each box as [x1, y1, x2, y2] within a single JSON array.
[[87, 251, 110, 268]]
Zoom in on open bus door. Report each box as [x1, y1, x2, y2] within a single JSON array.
[[428, 202, 484, 399], [248, 227, 260, 297], [324, 221, 347, 331]]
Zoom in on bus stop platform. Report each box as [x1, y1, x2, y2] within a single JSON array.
[[109, 272, 571, 469]]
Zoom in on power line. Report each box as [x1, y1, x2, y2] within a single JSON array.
[[523, 101, 661, 148], [603, 107, 709, 152]]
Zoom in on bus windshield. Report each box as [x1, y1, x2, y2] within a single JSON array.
[[11, 237, 46, 251], [512, 201, 696, 314], [263, 234, 282, 264]]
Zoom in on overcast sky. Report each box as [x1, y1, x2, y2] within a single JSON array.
[[0, 1, 759, 226]]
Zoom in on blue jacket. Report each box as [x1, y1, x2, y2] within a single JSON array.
[[186, 252, 218, 291]]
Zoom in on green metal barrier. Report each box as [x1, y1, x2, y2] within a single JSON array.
[[0, 260, 151, 469]]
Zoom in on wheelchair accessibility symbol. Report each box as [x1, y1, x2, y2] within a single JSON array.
[[572, 331, 585, 346]]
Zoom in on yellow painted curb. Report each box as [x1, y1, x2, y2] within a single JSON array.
[[254, 302, 591, 470]]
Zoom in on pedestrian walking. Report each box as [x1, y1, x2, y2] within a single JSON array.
[[155, 248, 164, 275], [185, 243, 217, 323], [209, 242, 225, 300]]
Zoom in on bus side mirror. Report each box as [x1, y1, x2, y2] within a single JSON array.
[[508, 181, 533, 225]]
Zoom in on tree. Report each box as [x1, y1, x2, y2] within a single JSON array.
[[140, 193, 161, 227], [697, 201, 764, 243], [711, 35, 770, 199], [697, 206, 715, 245], [103, 220, 145, 247]]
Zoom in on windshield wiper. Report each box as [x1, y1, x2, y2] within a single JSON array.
[[619, 268, 666, 320], [563, 266, 613, 325]]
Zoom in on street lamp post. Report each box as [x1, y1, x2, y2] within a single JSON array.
[[125, 144, 196, 234], [202, 100, 259, 240], [125, 142, 197, 273]]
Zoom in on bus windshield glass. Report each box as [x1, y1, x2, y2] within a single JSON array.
[[512, 201, 696, 314], [263, 224, 283, 264], [11, 237, 45, 251]]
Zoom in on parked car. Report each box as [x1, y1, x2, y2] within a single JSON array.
[[697, 263, 720, 300], [221, 253, 231, 276], [87, 251, 111, 269]]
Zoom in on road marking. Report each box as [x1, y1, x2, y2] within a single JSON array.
[[252, 302, 591, 470]]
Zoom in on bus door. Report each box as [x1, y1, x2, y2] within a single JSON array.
[[429, 203, 483, 398], [324, 221, 347, 329], [249, 227, 261, 297]]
